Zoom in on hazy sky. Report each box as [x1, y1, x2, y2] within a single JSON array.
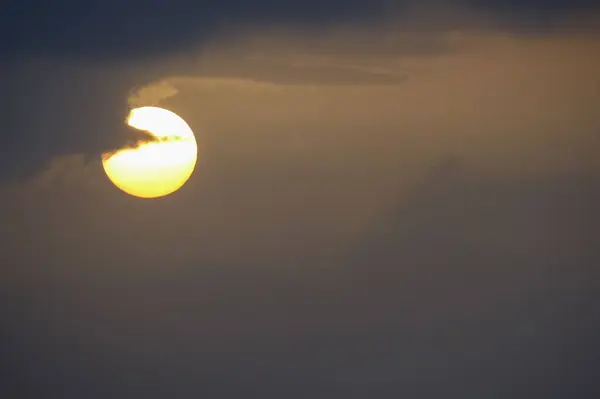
[[1, 2, 599, 398]]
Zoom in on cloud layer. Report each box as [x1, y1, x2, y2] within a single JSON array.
[[2, 6, 600, 398], [2, 9, 599, 270]]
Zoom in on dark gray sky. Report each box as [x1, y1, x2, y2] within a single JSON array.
[[1, 1, 599, 398]]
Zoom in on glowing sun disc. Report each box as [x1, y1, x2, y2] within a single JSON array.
[[102, 106, 198, 198]]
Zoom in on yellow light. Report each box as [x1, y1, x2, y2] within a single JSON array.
[[102, 106, 198, 198]]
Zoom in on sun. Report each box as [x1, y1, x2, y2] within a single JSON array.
[[102, 106, 198, 198]]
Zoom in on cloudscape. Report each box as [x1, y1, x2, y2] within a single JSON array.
[[1, 1, 599, 397]]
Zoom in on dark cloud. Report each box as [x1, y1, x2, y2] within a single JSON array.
[[2, 1, 599, 62], [101, 122, 190, 161], [1, 0, 388, 61]]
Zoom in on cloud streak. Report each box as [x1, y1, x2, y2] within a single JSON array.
[[100, 121, 191, 161]]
